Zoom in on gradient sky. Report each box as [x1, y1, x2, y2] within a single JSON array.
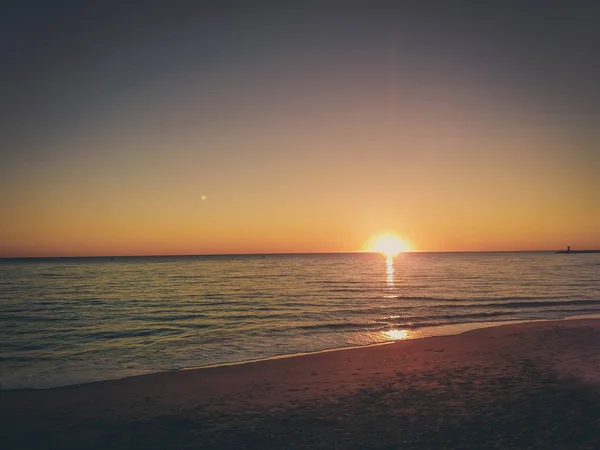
[[1, 1, 599, 257]]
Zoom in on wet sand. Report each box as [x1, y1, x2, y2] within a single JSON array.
[[2, 319, 600, 449]]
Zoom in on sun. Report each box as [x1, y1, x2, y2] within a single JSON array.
[[366, 233, 410, 257]]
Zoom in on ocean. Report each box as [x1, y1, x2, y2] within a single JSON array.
[[1, 251, 599, 390]]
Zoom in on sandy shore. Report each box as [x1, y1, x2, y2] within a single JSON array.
[[2, 319, 600, 449]]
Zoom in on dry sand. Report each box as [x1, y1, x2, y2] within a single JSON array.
[[1, 318, 599, 449]]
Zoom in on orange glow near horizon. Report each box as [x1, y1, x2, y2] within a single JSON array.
[[1, 6, 599, 259], [366, 233, 411, 257]]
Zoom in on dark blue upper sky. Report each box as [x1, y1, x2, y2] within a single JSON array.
[[3, 1, 598, 158]]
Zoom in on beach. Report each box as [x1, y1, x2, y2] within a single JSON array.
[[2, 318, 599, 449]]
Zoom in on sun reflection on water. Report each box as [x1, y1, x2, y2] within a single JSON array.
[[384, 329, 410, 340], [386, 255, 394, 289]]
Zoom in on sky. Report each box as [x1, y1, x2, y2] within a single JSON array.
[[1, 1, 599, 257]]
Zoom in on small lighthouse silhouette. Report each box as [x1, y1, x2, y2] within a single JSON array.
[[567, 245, 571, 253]]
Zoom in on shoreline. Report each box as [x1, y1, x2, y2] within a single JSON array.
[[189, 313, 600, 371], [2, 317, 599, 448], [5, 313, 600, 392]]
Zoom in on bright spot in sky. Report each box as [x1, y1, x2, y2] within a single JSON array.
[[367, 233, 410, 256], [201, 195, 207, 201]]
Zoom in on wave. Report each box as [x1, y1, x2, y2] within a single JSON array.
[[0, 314, 68, 322], [479, 299, 600, 309], [296, 304, 599, 333], [297, 319, 461, 332], [297, 320, 495, 332], [298, 322, 380, 331], [204, 312, 298, 321], [130, 313, 210, 322], [387, 294, 571, 303], [327, 288, 372, 293], [368, 299, 600, 312], [416, 311, 516, 321], [222, 274, 295, 279], [547, 307, 600, 315], [82, 328, 185, 340]]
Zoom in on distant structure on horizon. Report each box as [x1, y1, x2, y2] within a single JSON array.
[[555, 245, 600, 254]]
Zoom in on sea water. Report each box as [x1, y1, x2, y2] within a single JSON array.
[[1, 252, 599, 389]]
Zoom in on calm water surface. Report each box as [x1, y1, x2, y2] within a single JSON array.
[[1, 252, 599, 389]]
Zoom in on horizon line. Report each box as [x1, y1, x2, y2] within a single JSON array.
[[0, 249, 582, 259]]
